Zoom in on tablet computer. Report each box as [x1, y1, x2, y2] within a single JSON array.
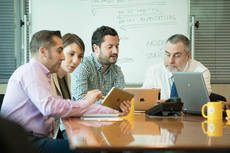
[[102, 87, 134, 111]]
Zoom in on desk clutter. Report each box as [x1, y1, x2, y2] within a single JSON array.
[[145, 98, 183, 117]]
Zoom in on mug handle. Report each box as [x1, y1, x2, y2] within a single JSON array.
[[202, 104, 208, 118], [201, 121, 208, 134]]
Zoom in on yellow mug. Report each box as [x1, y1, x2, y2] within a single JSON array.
[[202, 120, 223, 137], [226, 109, 230, 125], [202, 102, 223, 120], [226, 109, 230, 120]]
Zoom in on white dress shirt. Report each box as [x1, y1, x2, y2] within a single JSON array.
[[142, 59, 212, 100]]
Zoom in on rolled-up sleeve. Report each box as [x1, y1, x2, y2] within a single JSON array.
[[71, 62, 89, 101], [113, 65, 126, 89], [25, 75, 92, 118]]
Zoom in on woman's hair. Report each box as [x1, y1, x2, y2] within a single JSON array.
[[62, 33, 85, 52]]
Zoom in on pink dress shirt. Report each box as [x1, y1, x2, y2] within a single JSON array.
[[1, 59, 115, 138]]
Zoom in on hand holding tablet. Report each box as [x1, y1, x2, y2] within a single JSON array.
[[102, 87, 134, 111]]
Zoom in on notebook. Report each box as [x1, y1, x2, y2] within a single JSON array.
[[81, 114, 123, 121], [124, 88, 160, 112], [172, 72, 210, 114]]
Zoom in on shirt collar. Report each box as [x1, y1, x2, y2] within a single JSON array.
[[91, 52, 113, 73], [162, 64, 173, 79], [182, 60, 191, 72], [30, 58, 51, 78]]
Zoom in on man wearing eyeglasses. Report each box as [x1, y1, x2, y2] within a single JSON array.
[[142, 34, 211, 100]]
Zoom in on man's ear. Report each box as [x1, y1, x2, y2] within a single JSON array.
[[39, 47, 48, 58], [93, 44, 99, 55], [187, 51, 191, 60]]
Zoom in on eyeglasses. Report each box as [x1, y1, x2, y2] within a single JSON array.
[[165, 51, 187, 60]]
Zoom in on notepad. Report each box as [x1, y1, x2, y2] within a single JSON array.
[[82, 114, 119, 117], [81, 114, 123, 121]]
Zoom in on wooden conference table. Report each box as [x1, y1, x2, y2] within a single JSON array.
[[63, 113, 230, 151]]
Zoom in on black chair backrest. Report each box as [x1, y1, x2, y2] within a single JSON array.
[[0, 94, 4, 109], [209, 92, 226, 102]]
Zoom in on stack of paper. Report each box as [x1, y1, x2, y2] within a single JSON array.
[[80, 114, 123, 121]]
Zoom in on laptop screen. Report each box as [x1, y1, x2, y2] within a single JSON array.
[[172, 72, 210, 114]]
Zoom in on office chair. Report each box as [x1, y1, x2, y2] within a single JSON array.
[[209, 92, 226, 102], [0, 116, 37, 153], [0, 94, 4, 110]]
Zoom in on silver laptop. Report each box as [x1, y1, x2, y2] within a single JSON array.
[[124, 88, 160, 112], [172, 72, 210, 114]]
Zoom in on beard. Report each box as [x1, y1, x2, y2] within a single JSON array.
[[98, 53, 118, 65], [165, 64, 183, 72], [47, 51, 61, 73]]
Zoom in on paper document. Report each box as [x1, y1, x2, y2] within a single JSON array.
[[82, 114, 119, 117], [81, 114, 122, 121]]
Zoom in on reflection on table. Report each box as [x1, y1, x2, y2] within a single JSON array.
[[63, 113, 230, 150]]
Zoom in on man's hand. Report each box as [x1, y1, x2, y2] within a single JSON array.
[[84, 89, 102, 105], [156, 99, 166, 105], [225, 101, 230, 109], [120, 120, 132, 135], [118, 100, 131, 116]]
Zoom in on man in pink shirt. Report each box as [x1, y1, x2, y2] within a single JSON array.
[[1, 30, 130, 153]]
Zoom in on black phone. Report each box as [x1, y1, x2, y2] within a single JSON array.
[[145, 98, 183, 117]]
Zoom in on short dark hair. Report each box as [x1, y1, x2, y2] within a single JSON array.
[[91, 26, 118, 52], [62, 33, 85, 52], [167, 34, 190, 53], [30, 30, 61, 55]]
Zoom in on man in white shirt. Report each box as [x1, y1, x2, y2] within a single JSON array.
[[142, 34, 211, 100]]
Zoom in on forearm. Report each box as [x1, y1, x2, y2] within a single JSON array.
[[35, 95, 91, 118], [203, 69, 212, 95], [26, 79, 91, 118], [142, 68, 156, 88], [71, 68, 89, 100], [84, 104, 116, 114], [71, 80, 88, 100], [114, 67, 126, 89]]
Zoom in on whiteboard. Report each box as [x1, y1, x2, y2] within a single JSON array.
[[31, 0, 190, 85]]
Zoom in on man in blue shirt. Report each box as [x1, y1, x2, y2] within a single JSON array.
[[71, 26, 125, 103]]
